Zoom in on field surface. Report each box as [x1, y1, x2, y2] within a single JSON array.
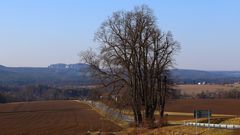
[[0, 100, 122, 135], [176, 84, 240, 95], [166, 99, 240, 115]]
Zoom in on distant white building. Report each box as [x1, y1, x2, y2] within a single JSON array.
[[197, 81, 206, 85]]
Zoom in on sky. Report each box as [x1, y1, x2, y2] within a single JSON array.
[[0, 0, 240, 70]]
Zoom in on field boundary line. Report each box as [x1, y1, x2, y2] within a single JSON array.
[[73, 100, 106, 117], [74, 100, 130, 129], [165, 111, 236, 117], [184, 122, 240, 129]]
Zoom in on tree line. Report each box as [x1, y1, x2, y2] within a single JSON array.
[[196, 89, 240, 99], [0, 85, 92, 103]]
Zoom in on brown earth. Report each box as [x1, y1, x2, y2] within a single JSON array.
[[166, 99, 240, 115], [155, 115, 194, 121], [175, 84, 240, 95], [0, 100, 122, 135]]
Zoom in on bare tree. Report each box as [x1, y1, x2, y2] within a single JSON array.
[[80, 5, 180, 126]]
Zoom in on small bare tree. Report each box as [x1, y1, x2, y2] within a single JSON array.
[[80, 5, 180, 126]]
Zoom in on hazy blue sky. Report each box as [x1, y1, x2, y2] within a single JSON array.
[[0, 0, 240, 70]]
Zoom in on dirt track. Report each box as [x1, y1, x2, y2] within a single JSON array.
[[0, 100, 122, 135]]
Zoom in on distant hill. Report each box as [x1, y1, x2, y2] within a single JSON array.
[[1, 64, 240, 85], [0, 63, 92, 86], [171, 69, 240, 84]]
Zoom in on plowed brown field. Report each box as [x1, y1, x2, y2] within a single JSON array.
[[0, 100, 122, 135], [175, 84, 238, 95], [166, 99, 240, 115]]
